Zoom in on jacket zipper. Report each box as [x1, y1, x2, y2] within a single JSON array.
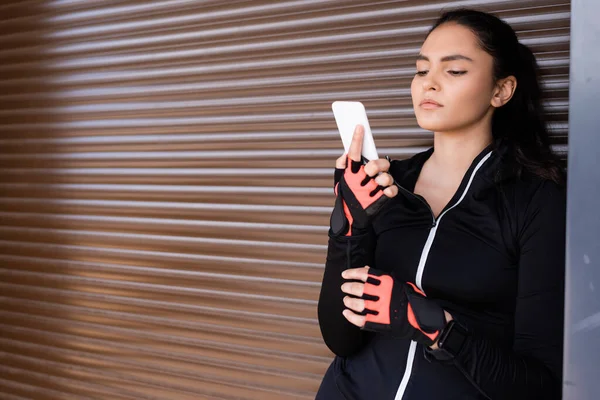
[[394, 181, 436, 227], [393, 150, 494, 400], [346, 239, 351, 271]]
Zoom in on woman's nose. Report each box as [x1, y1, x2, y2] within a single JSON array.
[[422, 72, 440, 91]]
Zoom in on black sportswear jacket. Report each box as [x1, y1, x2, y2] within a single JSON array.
[[317, 142, 565, 400]]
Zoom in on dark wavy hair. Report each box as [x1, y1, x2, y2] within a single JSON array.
[[428, 9, 565, 184]]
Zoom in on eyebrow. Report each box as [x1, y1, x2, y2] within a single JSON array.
[[416, 54, 474, 62]]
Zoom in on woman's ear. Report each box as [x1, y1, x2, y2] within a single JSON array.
[[491, 76, 517, 108]]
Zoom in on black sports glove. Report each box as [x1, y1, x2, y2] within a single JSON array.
[[358, 268, 447, 347], [330, 157, 389, 236]]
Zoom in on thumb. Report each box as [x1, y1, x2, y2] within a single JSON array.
[[335, 153, 348, 169]]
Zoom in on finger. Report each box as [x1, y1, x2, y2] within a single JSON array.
[[341, 281, 366, 297], [342, 309, 366, 328], [374, 173, 394, 187], [335, 153, 347, 169], [383, 185, 398, 198], [343, 296, 365, 313], [341, 266, 370, 282], [363, 158, 391, 177], [348, 124, 364, 162]]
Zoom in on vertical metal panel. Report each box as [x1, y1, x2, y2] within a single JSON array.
[[563, 0, 600, 399], [0, 1, 570, 399]]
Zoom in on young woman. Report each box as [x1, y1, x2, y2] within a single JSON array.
[[316, 9, 565, 400]]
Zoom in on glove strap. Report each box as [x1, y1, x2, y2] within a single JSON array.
[[405, 282, 446, 343]]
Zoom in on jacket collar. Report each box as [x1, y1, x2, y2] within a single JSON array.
[[390, 140, 510, 193]]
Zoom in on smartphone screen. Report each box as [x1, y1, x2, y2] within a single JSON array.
[[332, 101, 379, 162]]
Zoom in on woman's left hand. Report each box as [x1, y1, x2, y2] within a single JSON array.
[[340, 266, 452, 348]]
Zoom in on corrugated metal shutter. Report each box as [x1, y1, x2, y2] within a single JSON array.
[[0, 1, 570, 399]]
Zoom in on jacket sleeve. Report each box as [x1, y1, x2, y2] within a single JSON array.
[[317, 226, 376, 357], [446, 180, 565, 399]]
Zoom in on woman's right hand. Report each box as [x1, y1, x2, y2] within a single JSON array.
[[330, 125, 399, 236], [335, 125, 398, 198]]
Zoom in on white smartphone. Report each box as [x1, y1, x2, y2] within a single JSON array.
[[332, 101, 379, 162]]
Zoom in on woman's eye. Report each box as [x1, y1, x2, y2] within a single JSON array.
[[415, 70, 428, 76], [448, 70, 467, 76]]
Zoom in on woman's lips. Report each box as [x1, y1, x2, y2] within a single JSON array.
[[419, 99, 443, 109]]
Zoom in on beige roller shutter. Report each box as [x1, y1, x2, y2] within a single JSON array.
[[0, 1, 570, 399]]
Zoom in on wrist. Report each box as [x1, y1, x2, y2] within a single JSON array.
[[429, 311, 454, 350], [427, 316, 470, 362]]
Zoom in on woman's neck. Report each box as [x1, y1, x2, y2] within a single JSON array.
[[430, 125, 493, 174]]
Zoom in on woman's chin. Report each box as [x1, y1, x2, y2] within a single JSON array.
[[415, 113, 466, 134], [416, 120, 452, 133]]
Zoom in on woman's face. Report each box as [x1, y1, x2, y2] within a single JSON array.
[[411, 23, 497, 134]]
